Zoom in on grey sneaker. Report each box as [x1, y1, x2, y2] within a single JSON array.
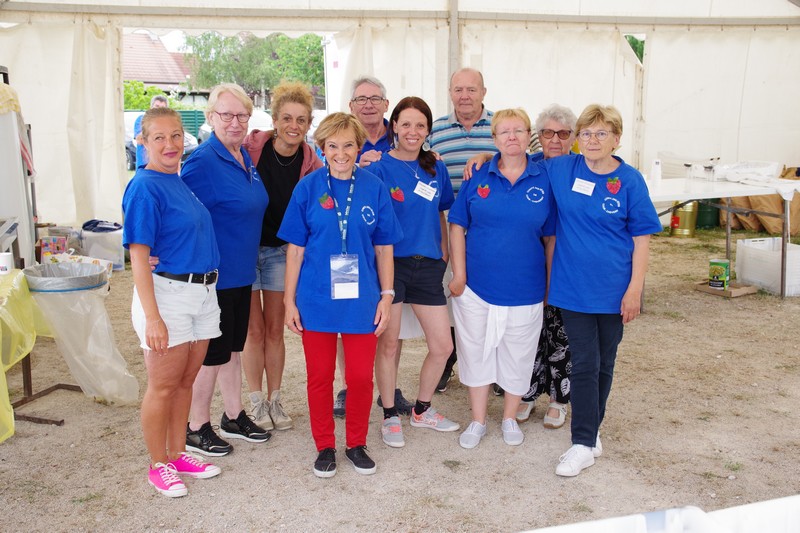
[[459, 421, 487, 449], [249, 391, 274, 431], [410, 407, 460, 432], [501, 417, 524, 446], [333, 389, 346, 418], [268, 390, 293, 430], [381, 416, 405, 448]]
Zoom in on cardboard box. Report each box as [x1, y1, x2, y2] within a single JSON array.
[[695, 281, 758, 298], [735, 238, 800, 296]]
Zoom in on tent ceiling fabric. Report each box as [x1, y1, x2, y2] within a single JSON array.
[[1, 3, 799, 225]]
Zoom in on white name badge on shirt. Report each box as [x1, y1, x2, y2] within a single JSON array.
[[413, 181, 437, 201], [572, 178, 595, 196], [330, 254, 359, 299]]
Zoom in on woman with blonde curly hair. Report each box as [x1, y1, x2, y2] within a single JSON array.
[[242, 82, 323, 432]]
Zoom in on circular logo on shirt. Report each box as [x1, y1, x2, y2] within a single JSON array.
[[602, 197, 621, 214], [427, 180, 440, 198], [525, 186, 545, 204], [361, 205, 376, 225]]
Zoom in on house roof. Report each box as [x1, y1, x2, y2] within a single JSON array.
[[122, 32, 188, 91]]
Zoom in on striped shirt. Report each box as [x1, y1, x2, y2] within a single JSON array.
[[430, 108, 542, 191], [430, 108, 496, 192]]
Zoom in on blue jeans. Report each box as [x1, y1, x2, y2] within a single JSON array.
[[559, 310, 624, 448]]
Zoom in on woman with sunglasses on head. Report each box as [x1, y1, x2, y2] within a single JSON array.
[[546, 104, 661, 477], [464, 104, 578, 429], [123, 107, 222, 497], [366, 97, 459, 449], [241, 81, 323, 433], [181, 83, 271, 459]]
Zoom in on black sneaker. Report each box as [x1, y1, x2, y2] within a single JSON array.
[[219, 410, 272, 443], [345, 446, 376, 475], [313, 448, 337, 478], [333, 389, 346, 418], [492, 383, 505, 396], [376, 388, 413, 416], [186, 422, 233, 457]]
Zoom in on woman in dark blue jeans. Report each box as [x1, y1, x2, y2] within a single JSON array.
[[546, 104, 662, 477]]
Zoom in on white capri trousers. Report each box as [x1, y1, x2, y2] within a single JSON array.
[[451, 285, 543, 396]]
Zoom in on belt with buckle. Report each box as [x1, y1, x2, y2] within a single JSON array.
[[156, 270, 218, 285], [411, 255, 425, 260]]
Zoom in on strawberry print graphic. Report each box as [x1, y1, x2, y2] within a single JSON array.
[[390, 186, 405, 202], [319, 193, 334, 209], [477, 184, 490, 199], [606, 177, 621, 194]]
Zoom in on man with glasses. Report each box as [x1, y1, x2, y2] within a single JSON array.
[[348, 76, 391, 165]]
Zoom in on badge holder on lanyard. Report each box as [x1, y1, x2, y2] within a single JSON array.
[[329, 169, 359, 299]]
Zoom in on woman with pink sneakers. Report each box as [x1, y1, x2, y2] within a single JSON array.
[[123, 107, 223, 497]]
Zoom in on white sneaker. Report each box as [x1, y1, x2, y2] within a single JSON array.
[[249, 391, 273, 430], [459, 421, 487, 449], [555, 444, 595, 477], [268, 390, 293, 430], [501, 418, 524, 446], [593, 433, 603, 457]]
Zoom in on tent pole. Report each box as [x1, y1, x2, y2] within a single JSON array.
[[448, 0, 460, 74]]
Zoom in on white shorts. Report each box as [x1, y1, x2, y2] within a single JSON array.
[[451, 285, 543, 396], [132, 273, 222, 351]]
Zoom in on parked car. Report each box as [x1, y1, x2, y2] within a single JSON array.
[[123, 111, 198, 169], [197, 109, 273, 144]]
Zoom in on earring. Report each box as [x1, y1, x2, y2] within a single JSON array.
[[422, 137, 431, 152]]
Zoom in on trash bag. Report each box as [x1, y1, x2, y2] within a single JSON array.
[[23, 263, 139, 405]]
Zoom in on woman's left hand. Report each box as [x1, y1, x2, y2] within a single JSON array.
[[373, 296, 392, 336], [620, 288, 642, 324]]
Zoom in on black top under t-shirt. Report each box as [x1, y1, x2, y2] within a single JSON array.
[[256, 139, 305, 247]]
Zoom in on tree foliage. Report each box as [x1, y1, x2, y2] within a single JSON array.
[[123, 80, 187, 110], [184, 32, 324, 101], [625, 35, 645, 63]]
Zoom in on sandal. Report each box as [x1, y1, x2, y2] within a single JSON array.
[[543, 402, 567, 429], [515, 401, 535, 423]]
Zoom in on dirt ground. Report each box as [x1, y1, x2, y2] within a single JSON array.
[[2, 229, 800, 532]]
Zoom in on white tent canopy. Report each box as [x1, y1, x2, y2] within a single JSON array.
[[1, 1, 799, 226]]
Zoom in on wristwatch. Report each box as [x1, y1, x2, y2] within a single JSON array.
[[380, 289, 396, 297]]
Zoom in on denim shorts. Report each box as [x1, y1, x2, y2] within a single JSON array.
[[253, 244, 288, 292], [131, 273, 221, 350]]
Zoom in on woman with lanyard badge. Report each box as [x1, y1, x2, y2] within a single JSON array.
[[278, 113, 401, 478], [367, 97, 459, 449]]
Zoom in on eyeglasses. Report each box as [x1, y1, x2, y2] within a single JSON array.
[[351, 96, 385, 106], [495, 128, 529, 139], [214, 111, 251, 124], [577, 130, 611, 141], [540, 129, 573, 140]]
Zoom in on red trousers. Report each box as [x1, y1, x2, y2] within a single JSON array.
[[301, 330, 377, 451]]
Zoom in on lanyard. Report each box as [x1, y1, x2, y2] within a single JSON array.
[[327, 168, 356, 255]]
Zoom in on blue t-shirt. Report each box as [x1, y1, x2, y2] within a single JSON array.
[[133, 113, 146, 168], [278, 167, 403, 334], [122, 168, 219, 274], [181, 133, 268, 290], [368, 154, 454, 259], [448, 153, 556, 306], [357, 119, 391, 162], [546, 154, 662, 314]]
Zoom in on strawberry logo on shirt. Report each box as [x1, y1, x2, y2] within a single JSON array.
[[319, 193, 334, 209], [606, 177, 621, 194], [390, 187, 405, 202], [477, 184, 490, 198]]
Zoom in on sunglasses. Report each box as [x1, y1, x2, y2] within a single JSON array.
[[539, 129, 573, 140]]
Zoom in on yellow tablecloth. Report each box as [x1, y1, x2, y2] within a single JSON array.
[[0, 269, 47, 443]]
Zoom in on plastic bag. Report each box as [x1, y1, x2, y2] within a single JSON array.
[[23, 263, 139, 405]]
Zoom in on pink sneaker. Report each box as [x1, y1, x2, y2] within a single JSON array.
[[148, 463, 188, 498], [169, 452, 221, 479]]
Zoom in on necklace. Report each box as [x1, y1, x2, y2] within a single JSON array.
[[272, 142, 300, 167], [395, 155, 420, 180]]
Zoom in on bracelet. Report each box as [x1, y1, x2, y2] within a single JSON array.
[[380, 289, 395, 297]]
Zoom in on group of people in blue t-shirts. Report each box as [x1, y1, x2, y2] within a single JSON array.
[[122, 71, 662, 498]]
